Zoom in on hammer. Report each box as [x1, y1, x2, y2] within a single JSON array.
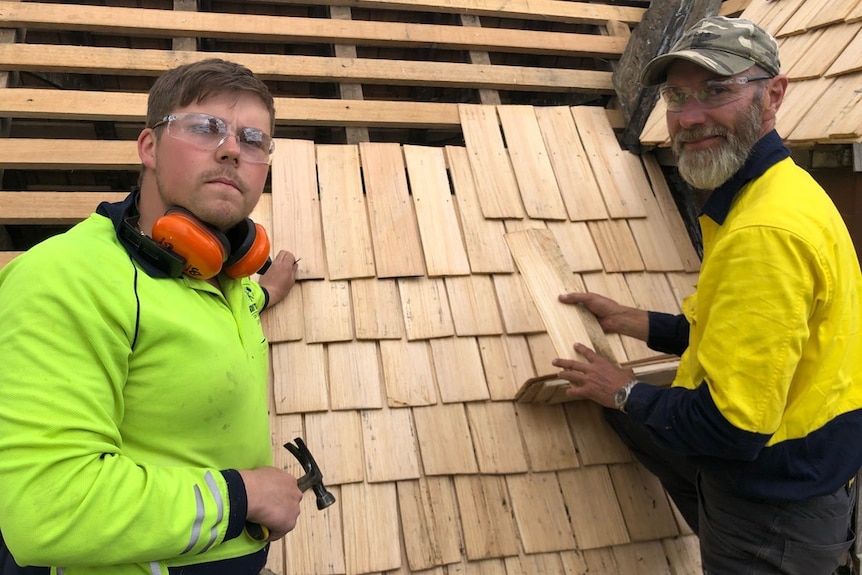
[[245, 437, 335, 541], [285, 437, 336, 510]]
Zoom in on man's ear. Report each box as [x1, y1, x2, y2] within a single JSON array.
[[137, 128, 158, 171], [761, 74, 788, 123]]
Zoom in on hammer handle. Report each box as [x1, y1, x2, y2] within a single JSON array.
[[245, 521, 269, 541], [297, 472, 317, 492]]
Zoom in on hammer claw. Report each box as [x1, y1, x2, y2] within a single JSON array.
[[284, 437, 336, 511]]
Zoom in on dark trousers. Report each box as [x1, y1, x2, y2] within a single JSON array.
[[0, 534, 267, 575], [603, 408, 856, 575], [0, 531, 48, 575]]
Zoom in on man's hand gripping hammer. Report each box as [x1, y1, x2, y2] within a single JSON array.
[[246, 437, 336, 541]]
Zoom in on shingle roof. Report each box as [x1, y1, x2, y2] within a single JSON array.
[[0, 2, 711, 571], [259, 104, 702, 574]]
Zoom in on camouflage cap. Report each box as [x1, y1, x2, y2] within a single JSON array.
[[641, 16, 780, 86]]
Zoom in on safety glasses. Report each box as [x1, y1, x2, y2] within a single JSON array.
[[152, 113, 274, 164], [659, 75, 772, 112]]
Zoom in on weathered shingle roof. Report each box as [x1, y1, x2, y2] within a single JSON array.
[[0, 2, 710, 572], [258, 104, 702, 574]]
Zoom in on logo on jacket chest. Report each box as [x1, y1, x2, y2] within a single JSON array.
[[244, 285, 261, 321]]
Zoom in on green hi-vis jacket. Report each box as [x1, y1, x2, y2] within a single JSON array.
[[0, 205, 271, 573]]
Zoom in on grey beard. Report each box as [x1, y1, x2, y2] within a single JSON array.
[[673, 103, 763, 191], [677, 140, 746, 190]]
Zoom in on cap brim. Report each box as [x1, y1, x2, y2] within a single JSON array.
[[640, 49, 757, 86]]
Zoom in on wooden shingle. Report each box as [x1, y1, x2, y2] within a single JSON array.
[[2, 73, 703, 575]]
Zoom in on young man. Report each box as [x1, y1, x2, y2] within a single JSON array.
[[553, 17, 862, 575], [0, 59, 303, 574]]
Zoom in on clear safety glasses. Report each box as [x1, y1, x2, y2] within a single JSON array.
[[659, 75, 772, 112], [152, 113, 275, 164]]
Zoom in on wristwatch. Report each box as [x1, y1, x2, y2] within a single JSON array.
[[614, 380, 639, 412]]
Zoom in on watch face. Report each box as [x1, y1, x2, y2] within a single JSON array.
[[614, 387, 627, 408]]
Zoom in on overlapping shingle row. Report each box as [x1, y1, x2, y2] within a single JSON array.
[[256, 104, 702, 574]]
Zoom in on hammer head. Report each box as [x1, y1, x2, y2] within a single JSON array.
[[284, 437, 336, 510], [310, 483, 337, 510]]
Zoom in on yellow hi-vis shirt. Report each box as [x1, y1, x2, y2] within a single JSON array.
[[628, 141, 862, 501]]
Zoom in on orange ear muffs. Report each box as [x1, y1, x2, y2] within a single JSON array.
[[223, 221, 271, 279], [151, 208, 229, 280]]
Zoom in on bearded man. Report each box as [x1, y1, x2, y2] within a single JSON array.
[[551, 16, 862, 575]]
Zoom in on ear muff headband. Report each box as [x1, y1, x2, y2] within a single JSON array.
[[151, 208, 229, 280], [119, 216, 187, 278]]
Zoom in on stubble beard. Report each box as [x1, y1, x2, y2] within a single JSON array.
[[672, 98, 764, 191], [154, 167, 252, 230]]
